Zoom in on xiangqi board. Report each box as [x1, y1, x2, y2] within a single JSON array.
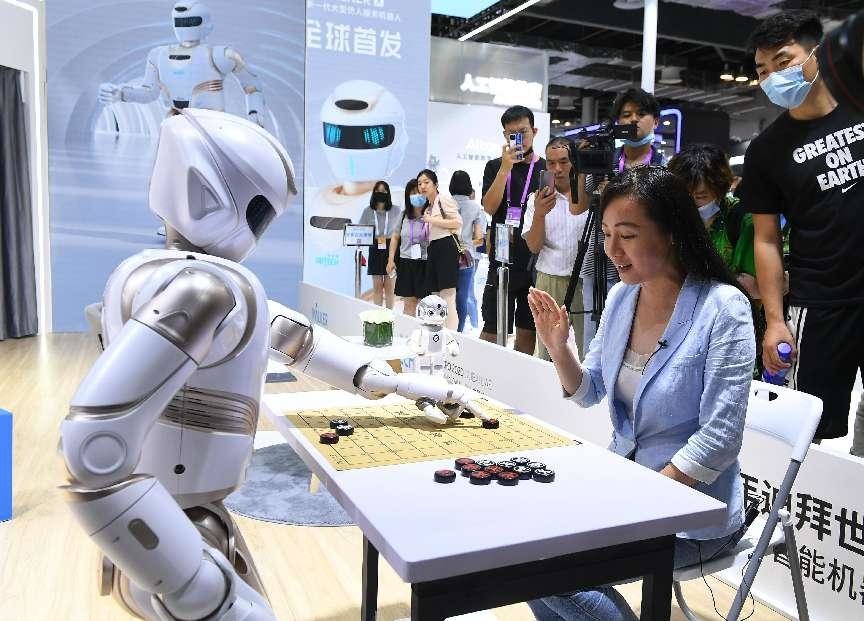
[[280, 400, 578, 470]]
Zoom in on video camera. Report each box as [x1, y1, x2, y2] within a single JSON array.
[[819, 10, 864, 113], [570, 118, 638, 176]]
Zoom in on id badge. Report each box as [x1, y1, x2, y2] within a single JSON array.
[[505, 206, 522, 227], [377, 236, 386, 250], [409, 244, 421, 260]]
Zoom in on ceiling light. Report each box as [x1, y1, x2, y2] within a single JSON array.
[[458, 0, 543, 41], [720, 64, 734, 81], [552, 119, 561, 125], [564, 121, 572, 127], [663, 120, 671, 126], [735, 75, 749, 83], [658, 66, 683, 85], [613, 0, 644, 9]]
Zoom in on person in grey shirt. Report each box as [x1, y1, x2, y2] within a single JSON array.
[[450, 171, 485, 332]]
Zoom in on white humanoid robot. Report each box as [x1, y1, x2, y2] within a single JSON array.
[[59, 109, 489, 620], [409, 295, 460, 375], [99, 1, 266, 125]]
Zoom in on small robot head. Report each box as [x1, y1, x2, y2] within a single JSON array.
[[149, 109, 297, 262], [172, 1, 213, 45], [416, 295, 448, 327], [320, 80, 407, 183]]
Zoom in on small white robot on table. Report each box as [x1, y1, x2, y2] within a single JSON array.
[[409, 295, 465, 424]]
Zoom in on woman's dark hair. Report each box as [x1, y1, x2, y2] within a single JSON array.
[[403, 178, 423, 220], [369, 180, 393, 211], [417, 168, 438, 186], [449, 170, 473, 196], [600, 166, 742, 292], [612, 88, 661, 120], [666, 144, 734, 202], [748, 10, 822, 53]]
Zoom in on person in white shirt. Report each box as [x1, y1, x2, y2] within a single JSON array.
[[522, 138, 588, 360]]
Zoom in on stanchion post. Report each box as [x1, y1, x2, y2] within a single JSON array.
[[355, 248, 363, 299], [496, 265, 509, 347]]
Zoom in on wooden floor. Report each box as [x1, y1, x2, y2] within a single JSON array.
[[0, 333, 789, 620]]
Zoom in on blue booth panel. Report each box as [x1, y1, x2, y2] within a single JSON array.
[[1, 409, 11, 521]]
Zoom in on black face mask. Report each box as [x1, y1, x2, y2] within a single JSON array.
[[372, 191, 389, 206]]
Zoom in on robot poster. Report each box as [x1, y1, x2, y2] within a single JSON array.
[[303, 0, 431, 298], [47, 1, 305, 331]]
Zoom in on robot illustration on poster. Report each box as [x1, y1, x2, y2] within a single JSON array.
[[305, 79, 408, 295], [59, 110, 490, 620], [98, 2, 271, 131]]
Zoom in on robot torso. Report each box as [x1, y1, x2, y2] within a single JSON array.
[[100, 249, 270, 507]]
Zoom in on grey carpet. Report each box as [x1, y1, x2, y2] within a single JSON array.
[[225, 442, 354, 527]]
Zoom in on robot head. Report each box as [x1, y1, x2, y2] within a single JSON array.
[[416, 295, 448, 327], [149, 109, 297, 262], [320, 80, 407, 183], [172, 1, 213, 44]]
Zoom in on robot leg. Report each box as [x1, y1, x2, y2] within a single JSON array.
[[65, 475, 274, 620]]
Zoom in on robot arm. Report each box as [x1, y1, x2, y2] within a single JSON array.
[[217, 46, 265, 124], [445, 332, 460, 357], [100, 49, 162, 106], [267, 301, 491, 423], [60, 268, 274, 620]]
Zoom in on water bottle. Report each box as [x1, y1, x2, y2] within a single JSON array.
[[761, 342, 793, 385]]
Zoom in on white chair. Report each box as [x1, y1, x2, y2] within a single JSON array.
[[672, 381, 822, 621]]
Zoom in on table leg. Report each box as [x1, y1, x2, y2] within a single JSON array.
[[410, 585, 446, 621], [639, 535, 676, 621], [362, 536, 379, 621]]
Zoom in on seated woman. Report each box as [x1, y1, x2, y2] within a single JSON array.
[[527, 166, 755, 621]]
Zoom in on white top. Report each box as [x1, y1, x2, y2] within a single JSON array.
[[522, 190, 588, 277], [263, 390, 726, 584], [615, 348, 650, 426]]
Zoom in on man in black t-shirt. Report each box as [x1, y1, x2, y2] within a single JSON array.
[[744, 11, 864, 446], [480, 105, 547, 354]]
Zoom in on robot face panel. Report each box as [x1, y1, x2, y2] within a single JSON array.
[[149, 109, 297, 262], [416, 295, 448, 327], [173, 1, 213, 44], [320, 80, 407, 182]]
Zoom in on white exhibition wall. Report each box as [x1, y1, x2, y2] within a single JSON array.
[[428, 101, 551, 201], [299, 281, 864, 621]]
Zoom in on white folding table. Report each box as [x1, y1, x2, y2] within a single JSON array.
[[262, 391, 727, 620]]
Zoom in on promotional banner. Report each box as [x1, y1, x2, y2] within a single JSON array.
[[428, 101, 551, 206], [48, 1, 305, 331], [303, 0, 431, 297]]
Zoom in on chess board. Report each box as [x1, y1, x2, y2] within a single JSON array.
[[280, 399, 578, 470]]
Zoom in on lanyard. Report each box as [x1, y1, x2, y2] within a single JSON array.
[[375, 210, 389, 237], [408, 219, 427, 244], [506, 156, 537, 208], [618, 148, 653, 173]]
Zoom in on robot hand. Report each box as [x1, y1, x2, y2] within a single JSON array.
[[356, 362, 493, 424], [391, 373, 492, 425], [98, 82, 123, 105]]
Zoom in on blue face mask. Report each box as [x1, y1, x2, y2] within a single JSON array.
[[409, 194, 426, 208], [760, 48, 819, 109], [622, 132, 655, 148], [698, 200, 720, 222]]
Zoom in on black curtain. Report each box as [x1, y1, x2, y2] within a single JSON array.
[[0, 66, 38, 339]]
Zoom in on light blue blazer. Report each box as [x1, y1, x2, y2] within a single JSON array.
[[570, 275, 755, 540]]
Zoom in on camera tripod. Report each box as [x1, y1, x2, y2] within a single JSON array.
[[563, 175, 614, 330]]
